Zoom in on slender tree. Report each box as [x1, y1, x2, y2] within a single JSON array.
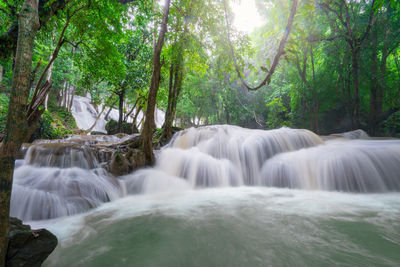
[[142, 0, 171, 164], [0, 0, 40, 264]]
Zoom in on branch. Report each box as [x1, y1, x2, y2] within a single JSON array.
[[224, 0, 298, 91], [308, 34, 345, 42], [27, 18, 70, 113], [27, 1, 90, 113], [358, 0, 376, 45], [116, 0, 137, 4], [64, 39, 83, 48]]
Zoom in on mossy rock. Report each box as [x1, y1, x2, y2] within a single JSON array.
[[105, 119, 139, 135]]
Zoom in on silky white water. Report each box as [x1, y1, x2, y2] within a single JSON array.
[[71, 95, 165, 133], [11, 125, 400, 266]]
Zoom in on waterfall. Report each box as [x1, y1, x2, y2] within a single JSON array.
[[71, 95, 165, 133], [14, 125, 400, 267], [124, 125, 400, 193], [11, 125, 400, 222], [11, 137, 124, 221]]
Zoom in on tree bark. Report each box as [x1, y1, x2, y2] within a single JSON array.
[[351, 49, 360, 129], [86, 104, 106, 132], [369, 25, 379, 135], [104, 100, 117, 121], [142, 0, 171, 165], [124, 96, 143, 122], [68, 85, 75, 112], [310, 44, 319, 133], [44, 54, 54, 110], [117, 88, 126, 133], [0, 0, 40, 264]]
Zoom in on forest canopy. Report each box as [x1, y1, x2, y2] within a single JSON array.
[[0, 0, 399, 138]]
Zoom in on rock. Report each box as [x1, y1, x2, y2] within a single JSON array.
[[330, 129, 370, 140], [128, 149, 146, 170], [127, 135, 142, 149], [7, 217, 58, 267], [109, 152, 131, 176], [90, 131, 106, 135]]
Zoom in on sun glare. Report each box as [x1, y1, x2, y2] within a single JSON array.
[[231, 0, 264, 33]]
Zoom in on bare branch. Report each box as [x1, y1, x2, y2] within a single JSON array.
[[224, 0, 298, 91]]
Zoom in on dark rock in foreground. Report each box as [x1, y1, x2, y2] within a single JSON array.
[[7, 217, 57, 267]]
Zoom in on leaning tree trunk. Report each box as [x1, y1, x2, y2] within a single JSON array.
[[142, 0, 171, 165], [44, 55, 54, 110], [0, 0, 40, 264]]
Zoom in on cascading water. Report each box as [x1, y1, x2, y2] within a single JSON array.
[[11, 125, 400, 266], [71, 95, 166, 133], [124, 125, 400, 192], [11, 137, 124, 221]]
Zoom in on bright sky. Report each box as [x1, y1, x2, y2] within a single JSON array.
[[231, 0, 264, 33]]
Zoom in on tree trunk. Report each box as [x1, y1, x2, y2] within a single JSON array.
[[142, 0, 171, 165], [162, 62, 177, 141], [60, 79, 67, 107], [369, 26, 379, 135], [104, 100, 117, 121], [87, 104, 106, 133], [68, 85, 75, 112], [163, 65, 183, 140], [310, 44, 319, 133], [44, 55, 54, 111], [0, 0, 39, 264], [133, 105, 142, 130], [351, 49, 360, 129], [117, 89, 125, 133]]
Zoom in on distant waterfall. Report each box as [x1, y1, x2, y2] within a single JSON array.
[[71, 95, 165, 133], [124, 125, 400, 193]]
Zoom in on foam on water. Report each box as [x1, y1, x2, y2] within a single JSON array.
[[28, 187, 400, 267]]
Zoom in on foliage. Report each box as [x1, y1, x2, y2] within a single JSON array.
[[30, 110, 75, 141], [105, 119, 138, 135], [1, 0, 399, 137], [0, 93, 9, 131]]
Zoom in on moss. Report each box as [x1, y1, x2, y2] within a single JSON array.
[[0, 93, 9, 131], [29, 106, 79, 142], [105, 119, 138, 135], [48, 103, 78, 129]]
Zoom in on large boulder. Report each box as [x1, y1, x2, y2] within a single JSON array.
[[108, 148, 146, 176], [6, 217, 57, 267]]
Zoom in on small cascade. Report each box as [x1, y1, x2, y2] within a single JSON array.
[[261, 139, 400, 192], [71, 95, 165, 133], [11, 167, 120, 220], [155, 125, 324, 186], [25, 144, 99, 169], [122, 125, 400, 193], [11, 137, 124, 221]]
